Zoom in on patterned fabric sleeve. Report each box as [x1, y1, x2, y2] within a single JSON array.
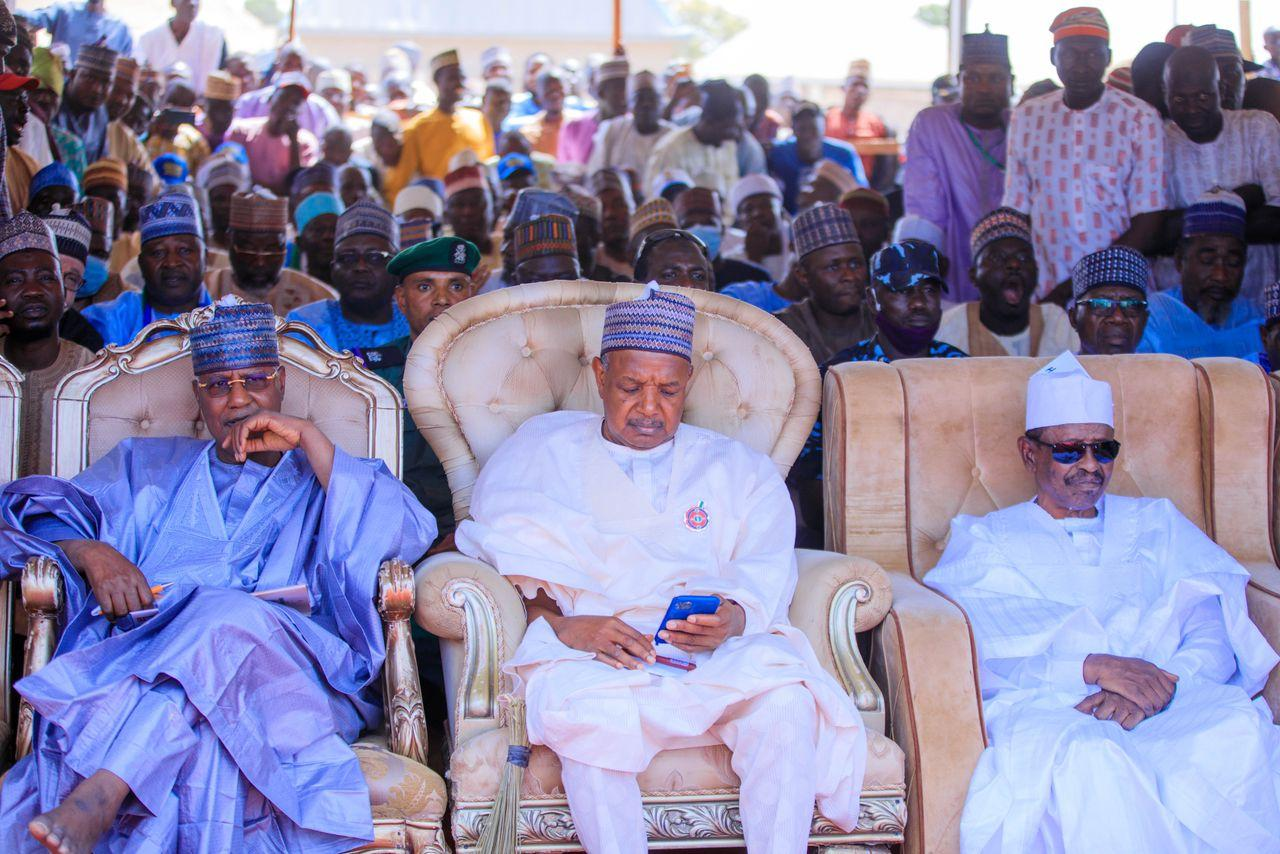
[[1127, 103, 1167, 217], [1253, 112, 1280, 207], [1001, 104, 1031, 214]]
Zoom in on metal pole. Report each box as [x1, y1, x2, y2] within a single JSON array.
[[613, 0, 622, 54], [288, 0, 297, 43]]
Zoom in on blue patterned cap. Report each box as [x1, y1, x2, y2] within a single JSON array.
[[601, 286, 697, 362], [509, 188, 576, 228], [1182, 188, 1246, 240], [153, 153, 189, 186], [1071, 246, 1149, 300], [139, 192, 204, 244], [190, 296, 280, 376], [1265, 279, 1280, 322], [30, 162, 79, 199], [871, 240, 946, 292], [335, 198, 399, 250]]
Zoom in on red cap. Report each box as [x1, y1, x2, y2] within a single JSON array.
[[0, 74, 39, 93]]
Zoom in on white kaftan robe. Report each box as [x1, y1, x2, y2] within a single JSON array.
[[924, 495, 1280, 853], [455, 411, 866, 831]]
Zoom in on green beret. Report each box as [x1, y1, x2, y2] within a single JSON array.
[[387, 236, 480, 279]]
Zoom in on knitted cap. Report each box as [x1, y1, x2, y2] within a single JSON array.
[[1182, 188, 1247, 240], [1050, 7, 1109, 43], [335, 198, 399, 249], [228, 190, 288, 233], [515, 214, 577, 264], [82, 158, 127, 192], [43, 208, 91, 264], [139, 192, 203, 243], [601, 287, 697, 362], [629, 198, 677, 242], [970, 207, 1032, 260], [793, 203, 858, 259], [1071, 245, 1149, 300], [190, 296, 279, 376]]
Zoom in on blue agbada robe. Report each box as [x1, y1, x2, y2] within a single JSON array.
[[0, 437, 437, 852]]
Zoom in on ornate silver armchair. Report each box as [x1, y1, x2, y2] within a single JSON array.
[[404, 281, 908, 851], [10, 309, 449, 853], [0, 355, 21, 762]]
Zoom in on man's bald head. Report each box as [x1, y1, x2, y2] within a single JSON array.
[[1164, 47, 1223, 142]]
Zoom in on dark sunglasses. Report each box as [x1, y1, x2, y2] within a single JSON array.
[[1026, 434, 1121, 465], [1077, 297, 1147, 317]]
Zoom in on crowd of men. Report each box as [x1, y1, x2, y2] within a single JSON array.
[[2, 1, 1280, 851]]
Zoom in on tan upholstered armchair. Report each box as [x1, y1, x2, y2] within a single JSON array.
[[8, 310, 450, 853], [824, 354, 1280, 854], [0, 356, 21, 763], [405, 281, 907, 852]]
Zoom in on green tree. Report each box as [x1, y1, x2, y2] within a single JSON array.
[[915, 3, 949, 28], [665, 0, 748, 60], [245, 0, 283, 27]]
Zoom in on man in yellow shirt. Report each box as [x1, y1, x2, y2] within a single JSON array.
[[388, 49, 492, 202]]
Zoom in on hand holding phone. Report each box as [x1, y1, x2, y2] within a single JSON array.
[[656, 594, 744, 655]]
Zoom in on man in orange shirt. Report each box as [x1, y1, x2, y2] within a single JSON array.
[[388, 49, 493, 201], [824, 59, 889, 184]]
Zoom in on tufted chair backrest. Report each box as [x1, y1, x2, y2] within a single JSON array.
[[0, 356, 19, 483], [404, 281, 821, 522], [50, 312, 402, 478], [824, 355, 1276, 579]]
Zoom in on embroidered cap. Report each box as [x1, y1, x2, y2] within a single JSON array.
[[629, 198, 678, 243], [1026, 351, 1113, 430], [1071, 245, 1149, 301], [430, 49, 461, 76], [840, 186, 890, 215], [205, 70, 241, 101], [42, 208, 91, 264], [290, 162, 336, 197], [601, 286, 697, 363], [1182, 188, 1247, 240], [229, 190, 288, 233], [597, 56, 630, 84], [1050, 7, 1109, 43], [1185, 25, 1263, 71], [1265, 279, 1280, 323], [793, 203, 858, 259], [335, 198, 399, 249], [961, 27, 1011, 67], [76, 43, 119, 76], [0, 211, 60, 268], [970, 207, 1032, 260], [514, 213, 577, 264], [139, 192, 203, 243], [190, 296, 280, 376], [30, 162, 79, 200]]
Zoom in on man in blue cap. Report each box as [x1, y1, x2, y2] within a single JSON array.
[[0, 295, 436, 853], [27, 161, 80, 217], [496, 151, 535, 213], [81, 190, 211, 345], [1068, 245, 1150, 356], [152, 151, 188, 186]]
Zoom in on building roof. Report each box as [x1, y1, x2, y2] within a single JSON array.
[[296, 0, 687, 40]]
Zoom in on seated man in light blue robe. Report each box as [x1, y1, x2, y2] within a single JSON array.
[[0, 298, 437, 853], [1140, 189, 1263, 359], [925, 352, 1280, 852]]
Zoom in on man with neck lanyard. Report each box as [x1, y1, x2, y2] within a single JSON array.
[[81, 191, 211, 345], [903, 28, 1013, 303]]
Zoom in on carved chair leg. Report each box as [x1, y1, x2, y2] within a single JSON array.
[[379, 559, 429, 767], [15, 557, 64, 762]]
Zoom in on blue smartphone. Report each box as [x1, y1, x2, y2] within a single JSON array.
[[654, 595, 721, 646]]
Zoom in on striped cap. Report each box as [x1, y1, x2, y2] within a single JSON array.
[[515, 214, 577, 264], [397, 218, 434, 248], [1182, 188, 1247, 240], [42, 208, 91, 264], [190, 297, 279, 376], [114, 56, 139, 87], [83, 158, 127, 192], [76, 43, 119, 76], [601, 286, 697, 362], [195, 155, 250, 192], [970, 207, 1032, 259], [1071, 245, 1149, 300], [229, 190, 288, 233], [205, 70, 241, 101], [597, 56, 630, 84], [629, 198, 677, 242], [335, 198, 399, 249], [793, 203, 858, 259], [1106, 66, 1133, 93], [139, 192, 203, 243], [0, 211, 59, 267], [444, 164, 486, 199], [1050, 8, 1108, 43]]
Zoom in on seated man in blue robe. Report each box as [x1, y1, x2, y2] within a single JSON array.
[[0, 297, 437, 853]]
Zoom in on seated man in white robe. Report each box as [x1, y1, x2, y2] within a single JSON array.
[[924, 351, 1280, 853], [455, 288, 866, 854], [0, 297, 437, 853]]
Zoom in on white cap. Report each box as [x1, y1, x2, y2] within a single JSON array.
[[394, 184, 444, 219], [1025, 352, 1114, 431], [316, 68, 351, 94], [482, 46, 512, 71], [729, 174, 782, 212], [650, 168, 694, 200], [892, 214, 945, 251]]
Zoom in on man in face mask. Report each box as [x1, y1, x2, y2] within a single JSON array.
[[671, 186, 770, 289]]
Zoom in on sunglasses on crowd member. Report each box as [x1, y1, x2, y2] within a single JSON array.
[[1076, 297, 1148, 317], [1025, 434, 1121, 465], [196, 369, 281, 398], [333, 248, 393, 268]]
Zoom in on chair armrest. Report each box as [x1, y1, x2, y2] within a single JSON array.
[[789, 549, 892, 734], [16, 556, 63, 762], [870, 573, 986, 854], [413, 552, 528, 744], [377, 559, 429, 767], [1241, 561, 1280, 720]]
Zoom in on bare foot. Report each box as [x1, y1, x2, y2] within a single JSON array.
[[29, 770, 129, 854]]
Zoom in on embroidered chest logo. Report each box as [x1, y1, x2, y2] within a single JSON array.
[[452, 244, 467, 265], [684, 501, 709, 531]]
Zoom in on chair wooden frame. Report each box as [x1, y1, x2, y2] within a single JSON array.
[[7, 309, 448, 853]]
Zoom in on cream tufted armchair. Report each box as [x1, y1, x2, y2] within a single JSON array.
[[8, 311, 450, 853], [0, 356, 21, 762], [405, 281, 908, 852], [824, 353, 1280, 854]]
